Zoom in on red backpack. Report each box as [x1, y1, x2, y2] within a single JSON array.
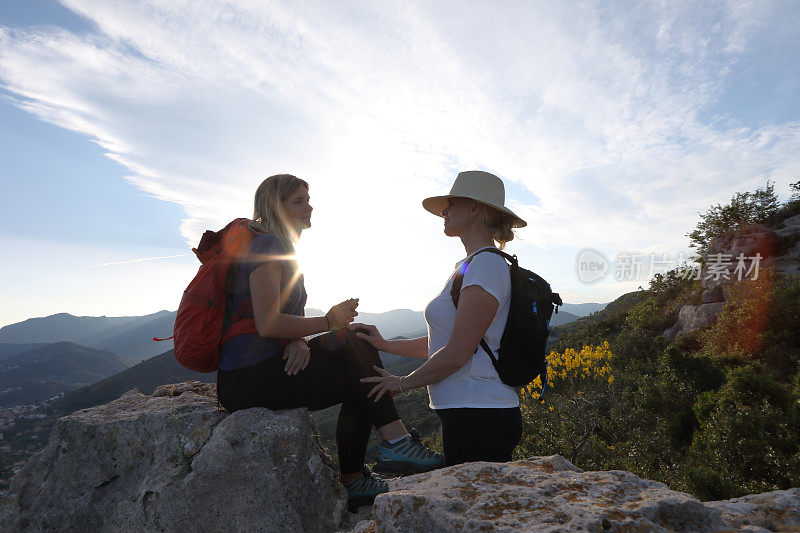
[[171, 218, 259, 372]]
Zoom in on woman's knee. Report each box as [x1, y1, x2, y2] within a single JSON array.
[[337, 328, 381, 363]]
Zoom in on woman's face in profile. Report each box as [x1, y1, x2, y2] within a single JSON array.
[[441, 197, 473, 237], [282, 186, 313, 230]]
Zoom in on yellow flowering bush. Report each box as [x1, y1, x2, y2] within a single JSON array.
[[521, 341, 614, 403], [516, 341, 616, 466]]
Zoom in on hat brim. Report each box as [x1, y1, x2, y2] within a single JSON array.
[[422, 195, 527, 228]]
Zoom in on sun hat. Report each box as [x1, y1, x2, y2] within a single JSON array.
[[422, 170, 527, 228]]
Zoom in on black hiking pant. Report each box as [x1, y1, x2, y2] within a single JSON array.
[[217, 328, 399, 474], [435, 406, 522, 466]]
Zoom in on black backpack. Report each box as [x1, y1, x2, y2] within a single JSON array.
[[451, 248, 562, 388]]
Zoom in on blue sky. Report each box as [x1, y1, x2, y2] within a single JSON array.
[[1, 1, 799, 327]]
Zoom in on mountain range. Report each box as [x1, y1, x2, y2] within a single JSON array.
[[1, 300, 605, 409], [0, 342, 130, 407], [48, 347, 425, 418], [0, 311, 175, 363]]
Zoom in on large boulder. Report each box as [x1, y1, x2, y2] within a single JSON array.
[[662, 302, 725, 341], [774, 213, 800, 276], [706, 488, 800, 531], [0, 382, 347, 532], [356, 457, 728, 532], [702, 224, 774, 291], [354, 458, 800, 532]]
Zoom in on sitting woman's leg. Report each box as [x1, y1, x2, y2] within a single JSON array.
[[435, 407, 522, 466], [218, 329, 442, 476], [336, 399, 372, 480], [311, 329, 444, 475], [219, 351, 381, 477], [309, 329, 407, 440]]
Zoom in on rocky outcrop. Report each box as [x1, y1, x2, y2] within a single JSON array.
[[774, 213, 800, 276], [0, 381, 347, 532], [662, 302, 725, 342], [354, 457, 800, 532], [664, 215, 800, 341], [4, 382, 798, 532], [706, 488, 800, 531], [700, 223, 774, 294]]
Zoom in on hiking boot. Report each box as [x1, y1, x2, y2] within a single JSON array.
[[372, 428, 444, 475], [344, 465, 389, 511]]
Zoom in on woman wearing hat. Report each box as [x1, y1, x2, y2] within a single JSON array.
[[356, 170, 525, 466]]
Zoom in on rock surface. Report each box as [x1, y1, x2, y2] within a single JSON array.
[[662, 213, 800, 340], [357, 457, 727, 532], [774, 213, 800, 276], [706, 488, 800, 531], [0, 382, 347, 532], [354, 457, 800, 532], [5, 382, 798, 532], [662, 302, 725, 342]]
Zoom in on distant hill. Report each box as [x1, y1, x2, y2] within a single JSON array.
[[51, 349, 208, 416], [306, 308, 427, 339], [379, 351, 426, 377], [559, 291, 645, 329], [312, 305, 584, 336], [51, 345, 423, 418], [560, 302, 607, 317], [0, 342, 130, 407], [81, 311, 176, 362], [2, 302, 589, 364], [551, 310, 579, 327], [0, 313, 139, 344], [548, 291, 647, 348], [586, 291, 646, 320], [0, 342, 49, 361], [0, 311, 175, 363]]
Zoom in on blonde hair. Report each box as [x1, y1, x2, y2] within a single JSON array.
[[249, 174, 309, 250], [476, 203, 515, 250]]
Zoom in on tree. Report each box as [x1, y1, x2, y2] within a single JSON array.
[[687, 182, 779, 253]]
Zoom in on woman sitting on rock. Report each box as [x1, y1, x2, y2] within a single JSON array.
[[357, 171, 525, 467], [216, 173, 443, 510]]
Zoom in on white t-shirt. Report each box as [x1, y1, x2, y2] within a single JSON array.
[[424, 246, 519, 409]]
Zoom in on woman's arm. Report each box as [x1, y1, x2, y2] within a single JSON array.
[[361, 285, 498, 399], [404, 285, 497, 386], [385, 336, 429, 358], [350, 323, 429, 358], [250, 261, 329, 338]]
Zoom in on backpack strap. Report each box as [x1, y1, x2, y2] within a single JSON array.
[[220, 231, 256, 342], [450, 248, 514, 364], [449, 248, 516, 305]]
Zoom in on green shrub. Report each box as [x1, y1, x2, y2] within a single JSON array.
[[701, 271, 800, 376], [686, 366, 800, 499]]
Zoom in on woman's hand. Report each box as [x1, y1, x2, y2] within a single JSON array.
[[326, 298, 359, 328], [283, 338, 310, 376], [349, 323, 387, 351], [361, 366, 405, 402]]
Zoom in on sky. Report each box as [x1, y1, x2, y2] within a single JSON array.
[[1, 0, 799, 327]]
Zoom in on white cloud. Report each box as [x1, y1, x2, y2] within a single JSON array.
[[1, 0, 799, 314]]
